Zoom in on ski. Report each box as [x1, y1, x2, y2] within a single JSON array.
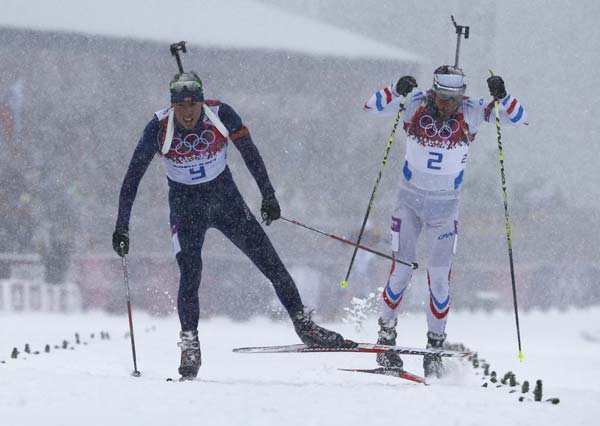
[[339, 367, 426, 384], [232, 342, 472, 358]]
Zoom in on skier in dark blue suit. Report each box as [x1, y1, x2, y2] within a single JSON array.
[[112, 71, 347, 379]]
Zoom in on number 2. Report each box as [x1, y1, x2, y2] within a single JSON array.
[[427, 152, 443, 170]]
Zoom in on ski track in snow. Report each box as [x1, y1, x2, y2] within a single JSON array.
[[1, 308, 599, 426]]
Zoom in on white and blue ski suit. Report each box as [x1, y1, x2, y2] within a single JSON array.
[[364, 85, 528, 336]]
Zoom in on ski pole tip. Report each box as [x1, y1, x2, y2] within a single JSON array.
[[518, 351, 525, 362], [132, 370, 141, 377], [340, 280, 348, 289]]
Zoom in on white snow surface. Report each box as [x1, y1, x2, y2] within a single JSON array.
[[0, 0, 420, 61], [2, 307, 599, 425]]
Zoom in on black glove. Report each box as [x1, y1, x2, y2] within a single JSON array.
[[261, 194, 281, 226], [395, 76, 418, 96], [487, 75, 507, 100], [112, 229, 129, 257]]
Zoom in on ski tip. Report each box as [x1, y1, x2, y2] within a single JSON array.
[[339, 367, 426, 384]]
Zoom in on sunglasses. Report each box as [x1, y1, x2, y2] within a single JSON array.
[[169, 80, 203, 93]]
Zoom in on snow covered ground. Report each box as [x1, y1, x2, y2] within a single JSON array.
[[2, 307, 599, 425]]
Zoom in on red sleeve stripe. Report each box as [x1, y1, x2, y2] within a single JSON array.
[[230, 126, 249, 140], [384, 87, 392, 104], [506, 98, 518, 115]]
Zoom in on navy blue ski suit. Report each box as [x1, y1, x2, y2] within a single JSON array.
[[115, 100, 303, 330]]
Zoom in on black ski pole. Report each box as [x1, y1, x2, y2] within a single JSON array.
[[451, 15, 470, 68], [341, 98, 407, 288], [489, 70, 524, 361], [120, 243, 141, 377], [170, 41, 187, 73], [281, 216, 418, 269]]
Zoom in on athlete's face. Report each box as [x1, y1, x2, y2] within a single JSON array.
[[173, 98, 203, 129], [434, 93, 461, 118]]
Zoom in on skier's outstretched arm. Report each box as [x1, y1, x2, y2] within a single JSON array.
[[485, 75, 529, 128], [364, 76, 418, 116], [364, 83, 405, 116], [491, 93, 529, 127], [115, 118, 159, 234], [219, 103, 276, 199]]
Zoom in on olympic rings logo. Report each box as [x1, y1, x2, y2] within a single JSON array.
[[172, 130, 217, 155], [419, 114, 460, 140]]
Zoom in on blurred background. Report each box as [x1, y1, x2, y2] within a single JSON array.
[[1, 0, 599, 320]]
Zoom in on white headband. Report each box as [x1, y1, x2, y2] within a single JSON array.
[[434, 73, 465, 89]]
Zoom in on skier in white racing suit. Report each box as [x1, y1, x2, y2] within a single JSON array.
[[363, 66, 528, 377]]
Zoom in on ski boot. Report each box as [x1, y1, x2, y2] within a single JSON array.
[[423, 331, 446, 378], [178, 330, 201, 380], [376, 318, 403, 368], [292, 308, 347, 348]]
